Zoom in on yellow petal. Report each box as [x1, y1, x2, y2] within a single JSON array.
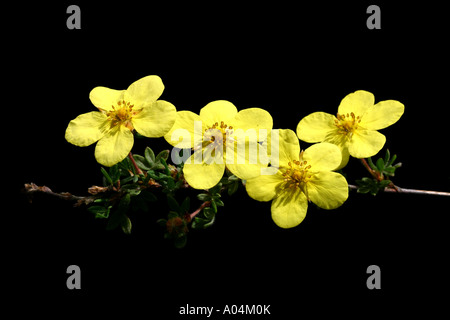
[[183, 154, 225, 189], [302, 142, 342, 171], [271, 189, 308, 229], [271, 129, 300, 168], [164, 111, 205, 148], [65, 111, 110, 147], [199, 100, 238, 126], [95, 125, 134, 167], [232, 108, 273, 141], [225, 141, 270, 180], [348, 129, 386, 158], [89, 87, 125, 111], [296, 112, 336, 143], [323, 130, 350, 169], [307, 171, 348, 209], [338, 90, 374, 118], [337, 146, 350, 170], [124, 75, 164, 106], [245, 171, 284, 202], [132, 100, 176, 138], [360, 100, 404, 130]]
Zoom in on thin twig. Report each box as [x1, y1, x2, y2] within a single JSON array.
[[348, 184, 450, 197], [23, 183, 97, 206]]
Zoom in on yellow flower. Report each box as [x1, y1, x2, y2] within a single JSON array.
[[245, 129, 348, 229], [65, 75, 176, 166], [164, 100, 273, 189], [296, 90, 404, 169]]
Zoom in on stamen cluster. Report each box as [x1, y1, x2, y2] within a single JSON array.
[[106, 100, 138, 130], [334, 112, 361, 138], [282, 159, 313, 190], [204, 121, 234, 145]]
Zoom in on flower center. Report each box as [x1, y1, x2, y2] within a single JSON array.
[[204, 121, 234, 147], [334, 112, 361, 139], [282, 159, 312, 192], [106, 100, 140, 130]]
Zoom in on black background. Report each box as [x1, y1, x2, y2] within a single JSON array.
[[9, 1, 449, 318]]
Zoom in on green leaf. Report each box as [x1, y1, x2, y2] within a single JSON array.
[[191, 216, 216, 229], [121, 215, 132, 234], [376, 158, 385, 172], [167, 194, 181, 213], [210, 182, 222, 194], [132, 154, 151, 171], [106, 193, 131, 231], [93, 198, 108, 204], [160, 157, 171, 175], [160, 174, 175, 191], [383, 167, 396, 176], [214, 198, 224, 207], [145, 146, 156, 164], [197, 193, 210, 201], [109, 165, 120, 184], [367, 157, 377, 171], [227, 181, 239, 196], [203, 207, 215, 220], [378, 180, 392, 188], [384, 149, 391, 165], [120, 175, 135, 185], [88, 205, 111, 219], [156, 150, 170, 164], [120, 184, 142, 196], [388, 154, 397, 167], [357, 186, 371, 194], [180, 196, 190, 214], [101, 167, 113, 186], [146, 170, 161, 181], [118, 157, 133, 173], [210, 199, 218, 213]]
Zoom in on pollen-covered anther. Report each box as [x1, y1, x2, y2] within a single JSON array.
[[205, 120, 235, 146], [335, 111, 361, 137], [105, 100, 138, 130], [283, 159, 313, 190]]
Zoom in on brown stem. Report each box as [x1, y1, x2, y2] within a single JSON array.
[[360, 158, 381, 180], [128, 152, 144, 175], [23, 183, 96, 206], [190, 201, 211, 220]]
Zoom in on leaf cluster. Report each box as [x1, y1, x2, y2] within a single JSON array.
[[356, 149, 402, 195], [157, 195, 191, 248], [192, 182, 224, 230], [367, 149, 402, 180], [154, 172, 241, 248], [86, 146, 183, 234]]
